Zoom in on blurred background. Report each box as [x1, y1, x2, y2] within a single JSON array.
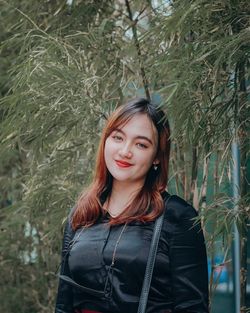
[[0, 0, 249, 312]]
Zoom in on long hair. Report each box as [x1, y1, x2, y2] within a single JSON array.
[[71, 98, 171, 229]]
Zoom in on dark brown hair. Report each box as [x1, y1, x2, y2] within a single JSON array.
[[71, 98, 171, 229]]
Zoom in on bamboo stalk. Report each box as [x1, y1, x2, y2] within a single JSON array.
[[208, 149, 220, 310], [190, 145, 198, 208], [200, 153, 211, 227], [171, 145, 181, 195], [237, 59, 248, 313], [125, 0, 151, 100]]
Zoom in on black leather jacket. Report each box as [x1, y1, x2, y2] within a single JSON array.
[[55, 194, 209, 313]]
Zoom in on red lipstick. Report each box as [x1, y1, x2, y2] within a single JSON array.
[[115, 160, 133, 168]]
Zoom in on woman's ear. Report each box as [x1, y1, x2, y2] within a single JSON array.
[[152, 159, 160, 171], [153, 159, 160, 165]]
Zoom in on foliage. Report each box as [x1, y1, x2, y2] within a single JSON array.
[[0, 0, 249, 312]]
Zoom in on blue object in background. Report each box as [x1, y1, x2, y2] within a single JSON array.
[[208, 256, 229, 284]]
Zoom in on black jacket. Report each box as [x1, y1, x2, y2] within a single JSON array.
[[55, 194, 209, 313]]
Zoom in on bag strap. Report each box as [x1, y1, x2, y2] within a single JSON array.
[[137, 194, 172, 313]]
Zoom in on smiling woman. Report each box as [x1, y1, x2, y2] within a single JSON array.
[[103, 114, 160, 217], [55, 98, 209, 313], [105, 114, 158, 187]]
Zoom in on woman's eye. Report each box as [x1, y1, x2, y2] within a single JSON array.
[[112, 135, 123, 141], [136, 143, 148, 149]]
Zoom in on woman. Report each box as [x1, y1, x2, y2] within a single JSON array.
[[55, 98, 209, 313]]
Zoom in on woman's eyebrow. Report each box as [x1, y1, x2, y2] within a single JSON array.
[[114, 129, 153, 145], [135, 135, 153, 145]]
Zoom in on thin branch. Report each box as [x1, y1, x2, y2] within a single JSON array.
[[124, 0, 151, 100]]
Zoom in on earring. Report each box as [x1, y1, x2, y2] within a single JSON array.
[[153, 164, 158, 171]]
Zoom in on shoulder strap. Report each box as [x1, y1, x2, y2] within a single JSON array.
[[137, 194, 172, 313]]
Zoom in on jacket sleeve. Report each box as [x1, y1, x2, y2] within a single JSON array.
[[168, 196, 209, 313], [55, 218, 75, 313]]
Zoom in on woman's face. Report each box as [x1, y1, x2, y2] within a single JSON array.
[[104, 113, 159, 187]]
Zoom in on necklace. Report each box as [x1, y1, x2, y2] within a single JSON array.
[[103, 196, 119, 218], [106, 208, 119, 218], [104, 222, 127, 296], [103, 196, 129, 218], [110, 222, 127, 266]]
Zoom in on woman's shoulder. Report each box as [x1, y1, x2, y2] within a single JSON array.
[[63, 206, 76, 233], [161, 191, 198, 223]]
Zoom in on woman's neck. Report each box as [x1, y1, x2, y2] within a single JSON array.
[[105, 181, 143, 217]]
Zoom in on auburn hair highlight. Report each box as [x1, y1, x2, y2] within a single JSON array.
[[71, 98, 171, 230]]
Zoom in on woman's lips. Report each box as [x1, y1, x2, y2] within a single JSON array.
[[115, 160, 133, 168]]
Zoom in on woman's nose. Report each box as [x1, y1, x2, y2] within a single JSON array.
[[118, 144, 132, 159]]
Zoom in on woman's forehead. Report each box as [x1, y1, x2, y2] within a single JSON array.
[[112, 114, 158, 142]]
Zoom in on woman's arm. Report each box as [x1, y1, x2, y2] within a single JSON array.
[[55, 218, 75, 313], [168, 197, 209, 313]]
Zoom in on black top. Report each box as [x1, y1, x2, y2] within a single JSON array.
[[55, 194, 209, 313]]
